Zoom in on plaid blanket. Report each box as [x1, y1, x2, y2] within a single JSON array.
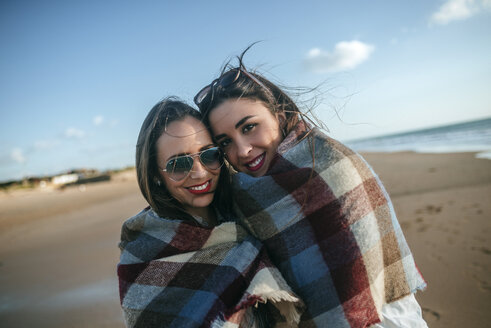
[[232, 124, 426, 328], [117, 208, 304, 327]]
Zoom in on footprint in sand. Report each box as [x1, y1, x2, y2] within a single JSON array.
[[468, 271, 491, 292], [417, 224, 430, 232], [478, 280, 491, 292], [426, 205, 442, 214], [479, 247, 491, 255], [422, 307, 441, 323], [412, 215, 431, 233], [400, 221, 411, 231], [471, 246, 491, 255], [415, 205, 442, 215], [462, 203, 483, 215]]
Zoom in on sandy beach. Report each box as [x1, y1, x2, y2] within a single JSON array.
[[0, 152, 490, 327]]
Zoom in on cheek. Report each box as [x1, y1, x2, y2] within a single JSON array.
[[223, 148, 240, 168], [265, 127, 283, 150], [162, 178, 181, 198]]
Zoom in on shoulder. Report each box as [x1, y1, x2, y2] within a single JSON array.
[[310, 128, 357, 158], [119, 208, 182, 253], [288, 128, 366, 172], [306, 129, 385, 193], [120, 207, 163, 236]]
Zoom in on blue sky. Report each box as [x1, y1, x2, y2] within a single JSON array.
[[1, 0, 490, 182]]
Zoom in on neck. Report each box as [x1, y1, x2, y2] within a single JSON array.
[[186, 206, 217, 226]]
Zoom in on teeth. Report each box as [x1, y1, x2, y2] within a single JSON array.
[[189, 181, 209, 191], [248, 155, 264, 168]]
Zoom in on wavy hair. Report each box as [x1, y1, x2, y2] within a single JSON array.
[[136, 97, 233, 221], [197, 44, 318, 136]]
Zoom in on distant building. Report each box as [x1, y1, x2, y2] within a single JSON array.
[[52, 174, 79, 185]]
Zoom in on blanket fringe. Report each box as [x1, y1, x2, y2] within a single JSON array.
[[256, 289, 304, 326]]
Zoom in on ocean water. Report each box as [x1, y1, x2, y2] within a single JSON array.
[[345, 117, 491, 159]]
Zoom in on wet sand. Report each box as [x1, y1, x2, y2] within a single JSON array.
[[0, 153, 490, 327]]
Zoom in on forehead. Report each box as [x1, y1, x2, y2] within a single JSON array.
[[156, 116, 211, 159], [209, 98, 272, 128]]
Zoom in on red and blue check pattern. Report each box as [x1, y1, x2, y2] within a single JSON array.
[[117, 210, 303, 327], [233, 125, 426, 328]]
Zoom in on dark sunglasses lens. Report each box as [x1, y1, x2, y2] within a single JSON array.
[[194, 69, 240, 107], [194, 85, 211, 106], [217, 69, 240, 88], [200, 148, 223, 170], [166, 156, 193, 181]]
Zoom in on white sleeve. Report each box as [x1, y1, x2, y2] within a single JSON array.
[[370, 294, 428, 328]]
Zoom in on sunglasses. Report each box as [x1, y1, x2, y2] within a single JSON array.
[[161, 147, 224, 182], [194, 67, 268, 108]]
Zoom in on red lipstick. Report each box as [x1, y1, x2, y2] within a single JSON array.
[[245, 153, 266, 172], [187, 180, 212, 195]]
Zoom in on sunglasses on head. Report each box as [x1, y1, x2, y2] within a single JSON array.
[[161, 147, 224, 182], [194, 67, 268, 109]]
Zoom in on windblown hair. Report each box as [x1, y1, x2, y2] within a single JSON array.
[[197, 45, 318, 217], [198, 45, 307, 136], [135, 97, 233, 221]]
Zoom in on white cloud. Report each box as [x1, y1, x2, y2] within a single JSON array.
[[11, 148, 26, 164], [93, 115, 104, 126], [430, 0, 490, 25], [305, 40, 375, 74], [65, 127, 86, 139]]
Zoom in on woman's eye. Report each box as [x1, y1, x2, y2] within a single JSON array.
[[219, 139, 231, 148], [242, 123, 256, 133]]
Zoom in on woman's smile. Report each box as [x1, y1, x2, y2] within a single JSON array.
[[186, 179, 212, 194], [244, 153, 266, 171]]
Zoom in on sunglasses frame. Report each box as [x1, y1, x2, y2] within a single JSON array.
[[161, 147, 224, 182], [194, 66, 269, 108]]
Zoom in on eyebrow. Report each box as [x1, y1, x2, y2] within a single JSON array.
[[214, 115, 256, 141], [166, 144, 215, 162]]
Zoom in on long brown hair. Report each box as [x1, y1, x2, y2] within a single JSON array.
[[196, 47, 318, 224], [197, 44, 314, 136], [136, 97, 233, 221]]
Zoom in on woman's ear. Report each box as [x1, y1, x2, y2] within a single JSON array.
[[276, 111, 287, 138], [276, 111, 287, 128]]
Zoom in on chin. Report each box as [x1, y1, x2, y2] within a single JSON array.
[[191, 194, 214, 208]]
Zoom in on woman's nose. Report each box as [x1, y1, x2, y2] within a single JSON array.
[[188, 160, 208, 179], [236, 139, 252, 158]]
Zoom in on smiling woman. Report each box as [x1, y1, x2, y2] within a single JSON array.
[[155, 116, 223, 221], [210, 98, 285, 177], [117, 97, 304, 328], [133, 99, 230, 224], [196, 49, 428, 327]]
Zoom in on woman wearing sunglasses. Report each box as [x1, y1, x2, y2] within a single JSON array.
[[117, 98, 304, 327], [195, 51, 427, 327]]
